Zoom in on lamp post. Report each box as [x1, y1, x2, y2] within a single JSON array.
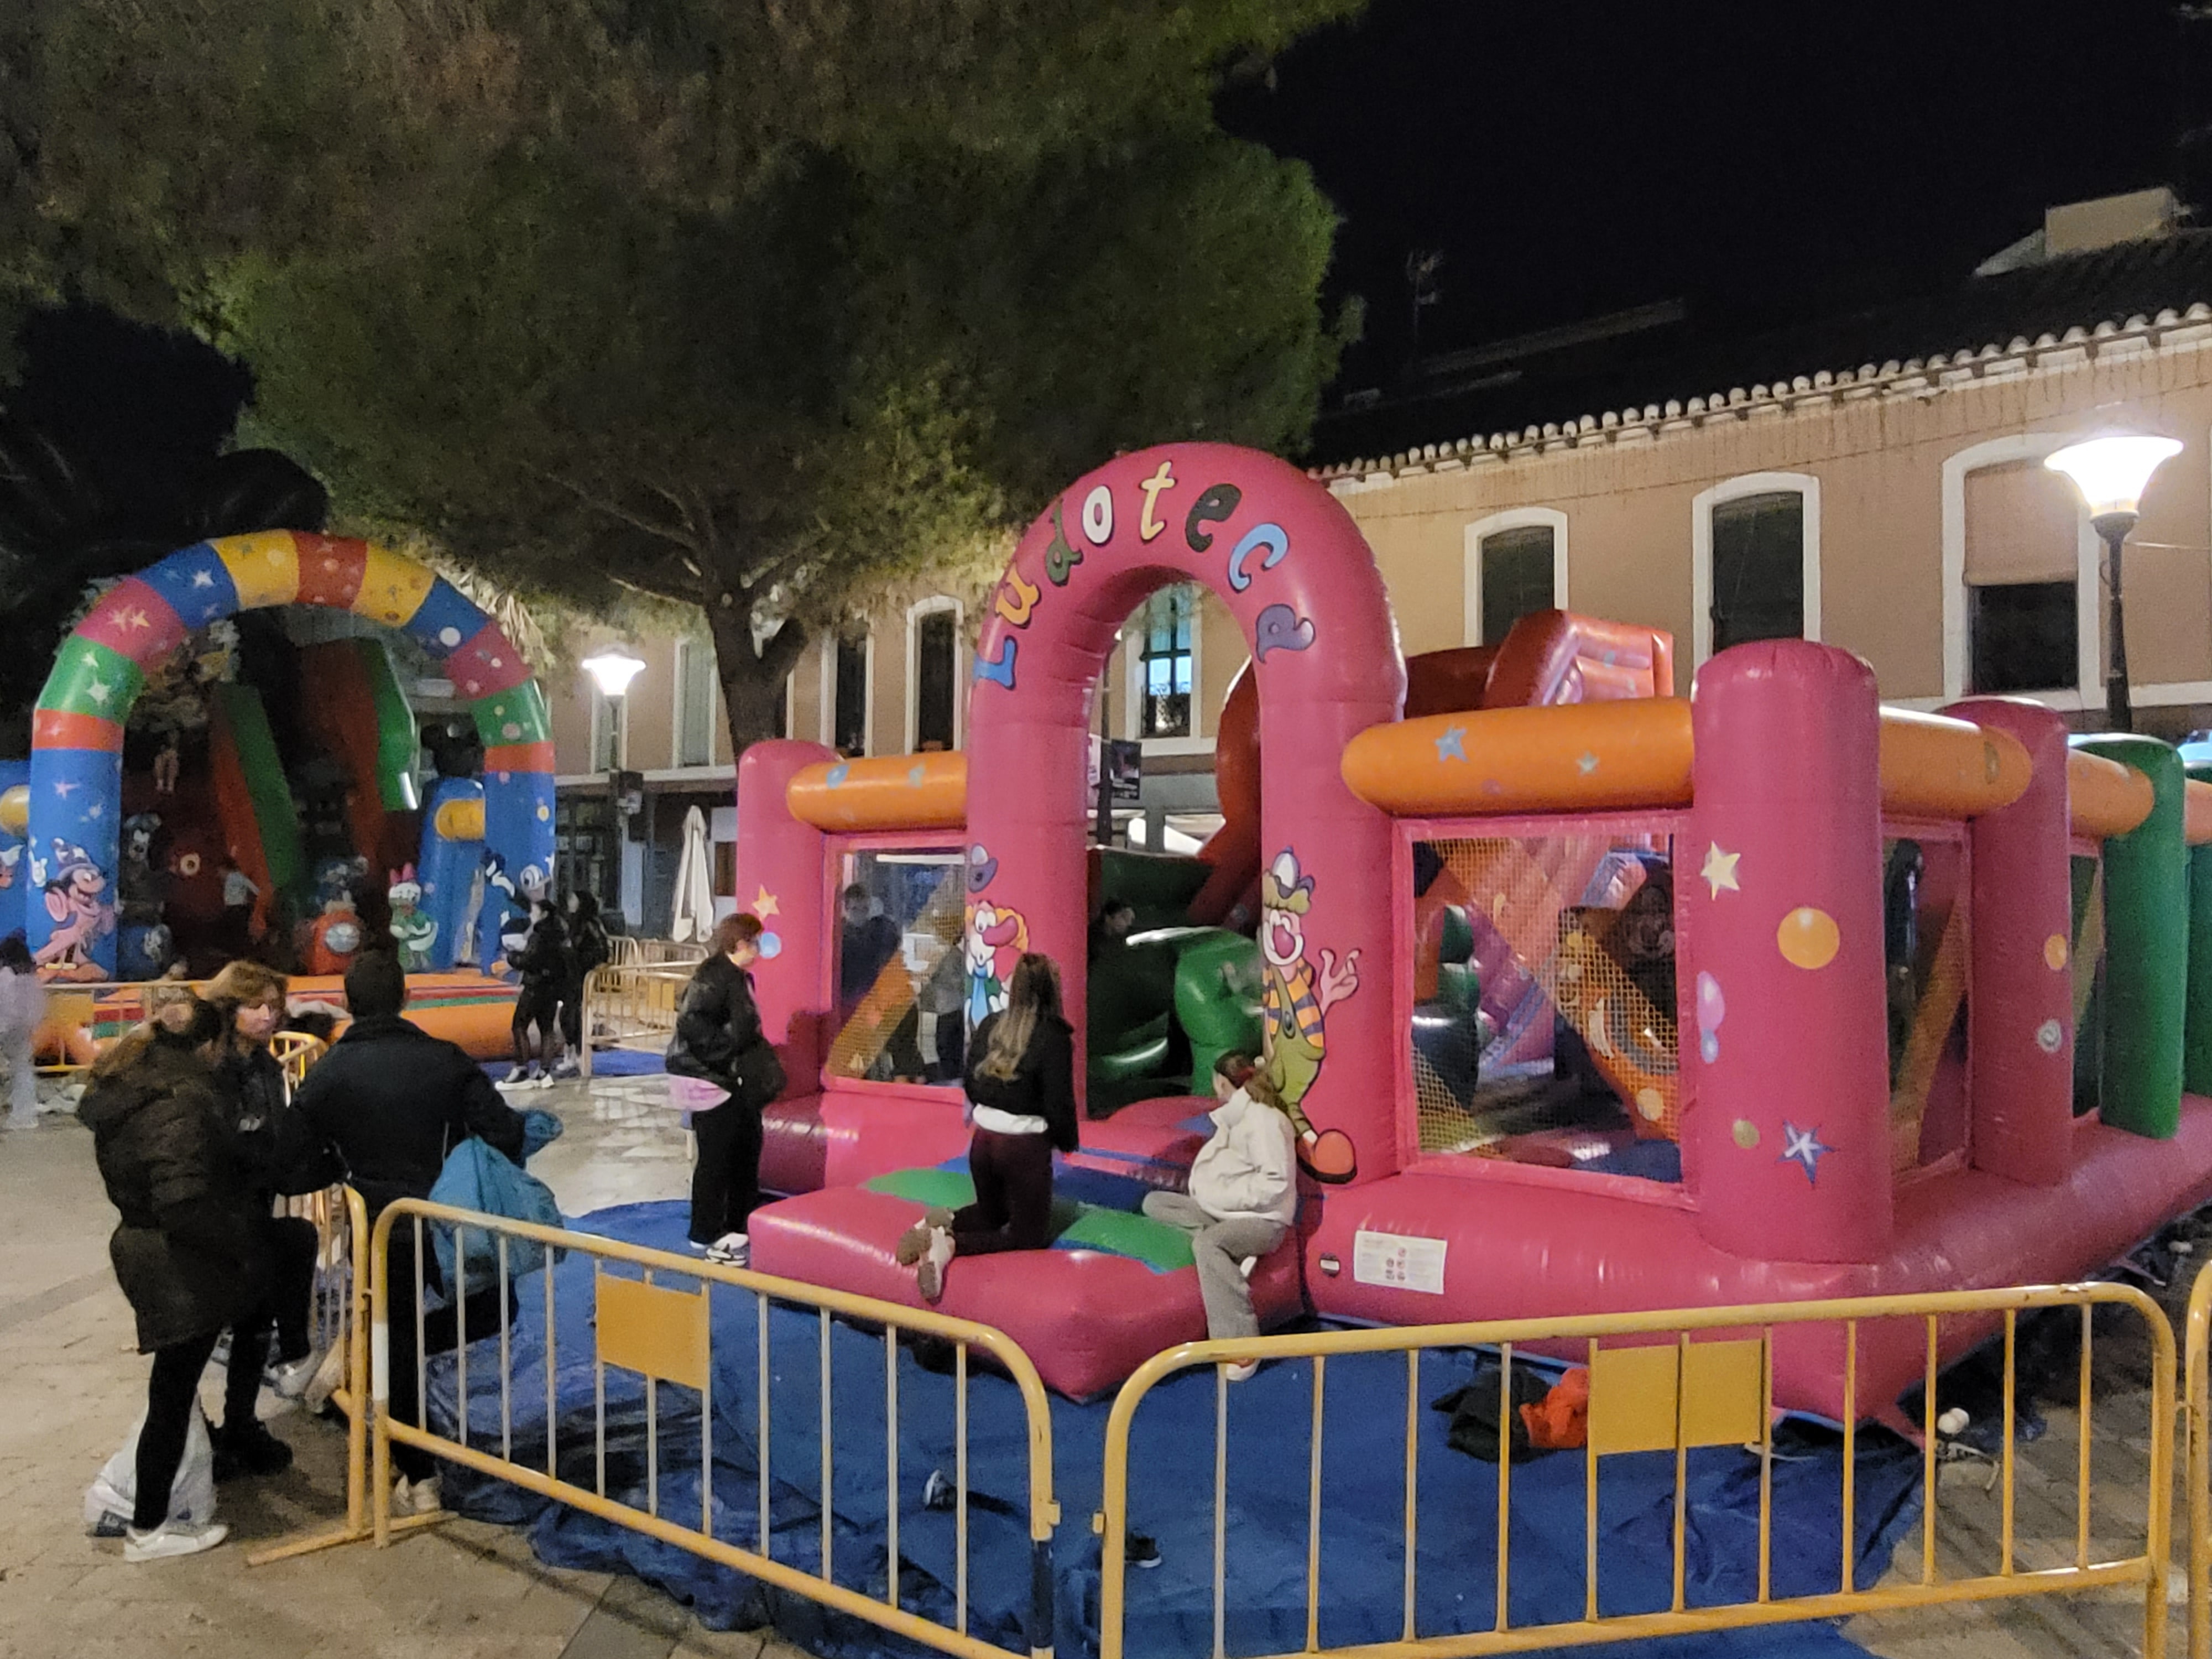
[[581, 650, 646, 912], [2046, 434, 2183, 732]]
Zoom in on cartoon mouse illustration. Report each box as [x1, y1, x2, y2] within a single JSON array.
[[1259, 848, 1361, 1183], [34, 838, 117, 981], [387, 865, 437, 971], [963, 899, 1029, 1029]]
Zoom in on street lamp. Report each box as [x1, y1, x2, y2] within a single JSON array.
[[2046, 434, 2183, 732], [580, 650, 647, 699], [580, 649, 646, 916]]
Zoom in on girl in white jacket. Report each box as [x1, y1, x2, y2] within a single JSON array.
[[1141, 1053, 1297, 1379]]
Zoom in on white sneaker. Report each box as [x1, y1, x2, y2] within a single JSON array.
[[1237, 1256, 1257, 1281], [124, 1519, 229, 1562], [1224, 1360, 1259, 1384], [270, 1352, 321, 1401], [533, 1073, 557, 1091], [916, 1226, 954, 1303], [302, 1342, 348, 1412], [703, 1232, 748, 1267], [393, 1474, 442, 1515]]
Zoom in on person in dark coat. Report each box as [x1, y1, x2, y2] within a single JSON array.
[[289, 951, 526, 1513], [82, 996, 260, 1561], [554, 891, 612, 1078], [896, 952, 1078, 1303], [202, 961, 324, 1478], [666, 913, 778, 1266], [502, 900, 570, 1088]]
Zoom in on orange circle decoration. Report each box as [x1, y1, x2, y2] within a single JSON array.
[[2044, 934, 2068, 971], [1731, 1118, 1760, 1149], [1776, 906, 1840, 970]]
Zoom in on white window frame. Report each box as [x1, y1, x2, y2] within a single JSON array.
[[588, 684, 628, 771], [1940, 432, 2099, 706], [1691, 472, 1822, 666], [1462, 507, 1570, 646], [819, 629, 875, 756], [1123, 583, 1206, 747], [672, 638, 717, 769], [904, 596, 966, 753]]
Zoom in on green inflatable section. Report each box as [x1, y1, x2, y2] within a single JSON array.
[[216, 682, 310, 906], [2076, 736, 2186, 1139], [2188, 761, 2212, 1097], [1174, 930, 1264, 1091], [357, 638, 423, 812], [862, 1168, 1193, 1272]]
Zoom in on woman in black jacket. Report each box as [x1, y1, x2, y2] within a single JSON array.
[[667, 912, 779, 1266], [896, 952, 1077, 1302], [504, 900, 571, 1088], [81, 997, 264, 1561]]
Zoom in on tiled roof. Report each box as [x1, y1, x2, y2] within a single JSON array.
[[1310, 229, 2212, 484]]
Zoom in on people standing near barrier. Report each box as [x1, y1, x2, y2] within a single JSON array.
[[204, 962, 323, 1467], [290, 951, 526, 1514], [667, 913, 782, 1267], [555, 891, 611, 1078], [1140, 1052, 1297, 1380], [501, 899, 570, 1089], [0, 931, 46, 1129], [81, 995, 262, 1561], [898, 952, 1078, 1303]]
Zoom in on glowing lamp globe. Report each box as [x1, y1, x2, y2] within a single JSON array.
[[2044, 435, 2183, 525], [581, 650, 647, 698]]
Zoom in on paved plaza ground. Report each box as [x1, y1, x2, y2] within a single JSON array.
[[0, 1066, 2198, 1659]]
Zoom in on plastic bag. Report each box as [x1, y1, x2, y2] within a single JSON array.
[[427, 1138, 565, 1296], [83, 1407, 215, 1536]]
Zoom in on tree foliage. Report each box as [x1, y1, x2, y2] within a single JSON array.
[[2, 0, 1363, 748]]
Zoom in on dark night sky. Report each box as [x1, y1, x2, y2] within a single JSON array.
[[1220, 0, 2204, 394]]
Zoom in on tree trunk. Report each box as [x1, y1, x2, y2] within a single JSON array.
[[706, 596, 807, 760]]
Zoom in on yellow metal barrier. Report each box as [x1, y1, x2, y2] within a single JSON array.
[[2182, 1259, 2212, 1659], [577, 962, 693, 1077], [1099, 1284, 2173, 1659], [369, 1199, 1061, 1659], [272, 1031, 327, 1094], [605, 937, 711, 969]]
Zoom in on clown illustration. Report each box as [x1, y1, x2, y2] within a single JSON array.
[[963, 898, 1029, 1028], [1259, 848, 1361, 1182], [33, 838, 117, 981], [388, 865, 437, 971]]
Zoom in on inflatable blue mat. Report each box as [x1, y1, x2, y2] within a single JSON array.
[[425, 1201, 1919, 1659]]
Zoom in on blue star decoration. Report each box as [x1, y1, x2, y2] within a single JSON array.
[[1434, 724, 1468, 763], [1777, 1122, 1832, 1184]]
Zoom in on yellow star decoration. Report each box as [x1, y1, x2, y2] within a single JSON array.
[[752, 886, 779, 919], [1700, 842, 1742, 899]]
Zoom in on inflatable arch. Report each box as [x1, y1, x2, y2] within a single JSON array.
[[964, 443, 1407, 1180], [27, 532, 556, 978]]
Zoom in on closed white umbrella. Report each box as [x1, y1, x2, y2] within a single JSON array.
[[670, 806, 714, 943]]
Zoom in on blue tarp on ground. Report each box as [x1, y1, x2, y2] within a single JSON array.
[[424, 1202, 1920, 1659]]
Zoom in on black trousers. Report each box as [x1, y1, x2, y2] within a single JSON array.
[[134, 1330, 221, 1531], [951, 1129, 1055, 1256], [384, 1224, 515, 1481], [222, 1214, 319, 1430], [559, 978, 586, 1051], [687, 1097, 763, 1244]]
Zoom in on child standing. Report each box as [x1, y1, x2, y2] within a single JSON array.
[[1141, 1052, 1297, 1380]]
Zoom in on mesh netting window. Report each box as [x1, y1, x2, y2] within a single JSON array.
[[825, 848, 967, 1088], [1412, 833, 1681, 1183], [1882, 834, 1969, 1173]]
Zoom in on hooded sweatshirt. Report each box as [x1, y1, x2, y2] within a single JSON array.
[[1185, 1088, 1297, 1227]]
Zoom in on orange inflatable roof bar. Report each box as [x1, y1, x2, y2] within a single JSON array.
[[1876, 710, 2031, 820], [787, 751, 967, 832], [1340, 700, 1697, 816], [2188, 778, 2212, 846], [2067, 749, 2155, 841]]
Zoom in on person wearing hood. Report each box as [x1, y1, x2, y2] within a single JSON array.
[[1140, 1052, 1297, 1381], [81, 995, 265, 1561]]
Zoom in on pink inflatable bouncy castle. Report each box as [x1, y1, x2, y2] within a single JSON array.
[[740, 442, 2212, 1416]]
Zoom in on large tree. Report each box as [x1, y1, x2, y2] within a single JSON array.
[[2, 1, 1363, 749]]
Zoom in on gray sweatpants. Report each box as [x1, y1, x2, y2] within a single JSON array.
[[1141, 1191, 1287, 1342]]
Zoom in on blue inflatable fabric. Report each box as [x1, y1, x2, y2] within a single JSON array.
[[425, 1202, 1921, 1659]]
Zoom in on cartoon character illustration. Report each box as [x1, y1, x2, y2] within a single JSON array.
[[118, 812, 165, 922], [0, 843, 19, 892], [482, 854, 549, 967], [963, 898, 1029, 1029], [388, 865, 437, 971], [33, 838, 117, 981], [306, 891, 364, 976], [1258, 848, 1361, 1183]]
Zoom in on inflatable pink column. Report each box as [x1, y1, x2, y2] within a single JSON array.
[[1944, 698, 2073, 1187], [734, 739, 836, 1070], [1686, 641, 1890, 1263]]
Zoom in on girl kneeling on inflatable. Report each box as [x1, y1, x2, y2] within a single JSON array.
[[899, 953, 1077, 1302], [1141, 1053, 1296, 1381]]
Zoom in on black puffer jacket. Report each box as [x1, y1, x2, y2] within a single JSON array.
[[964, 1011, 1080, 1154], [83, 1044, 268, 1353], [667, 954, 766, 1092]]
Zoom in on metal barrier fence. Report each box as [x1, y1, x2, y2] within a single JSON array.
[[368, 1198, 1062, 1659], [577, 962, 693, 1076], [1099, 1284, 2174, 1659], [2182, 1260, 2212, 1659], [607, 937, 710, 969]]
